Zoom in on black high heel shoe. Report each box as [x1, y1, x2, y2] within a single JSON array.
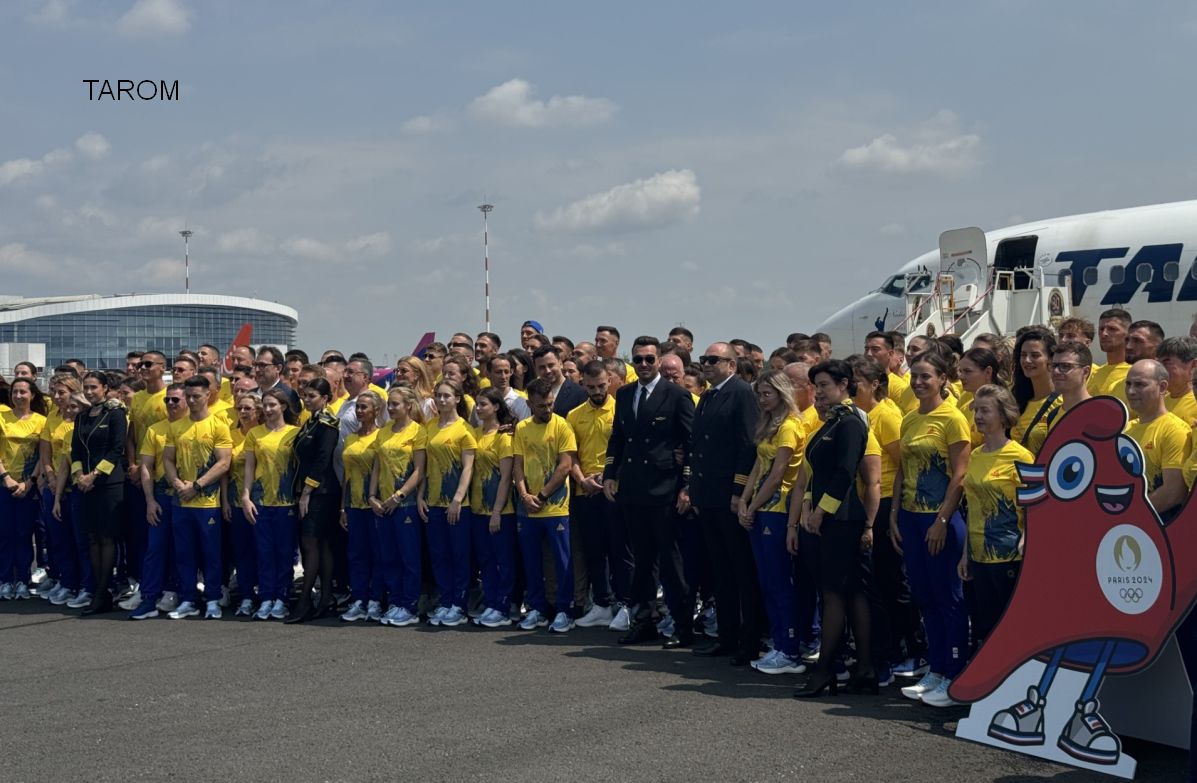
[[793, 669, 838, 698], [82, 591, 114, 616], [314, 599, 337, 620], [845, 669, 879, 695], [284, 601, 311, 624]]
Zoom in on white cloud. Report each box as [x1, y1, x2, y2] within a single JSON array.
[[534, 169, 701, 234], [0, 243, 54, 275], [879, 222, 905, 236], [135, 215, 190, 240], [217, 228, 275, 255], [78, 202, 118, 227], [137, 256, 183, 285], [0, 144, 74, 186], [400, 114, 452, 135], [141, 154, 172, 173], [282, 237, 338, 262], [468, 78, 617, 128], [117, 0, 191, 38], [570, 242, 626, 258], [345, 232, 391, 256], [840, 110, 980, 175], [75, 132, 111, 160], [28, 0, 73, 25]]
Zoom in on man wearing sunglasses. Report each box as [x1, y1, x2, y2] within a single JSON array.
[[685, 342, 764, 665], [603, 335, 696, 648]]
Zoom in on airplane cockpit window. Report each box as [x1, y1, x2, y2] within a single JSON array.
[[878, 272, 932, 297]]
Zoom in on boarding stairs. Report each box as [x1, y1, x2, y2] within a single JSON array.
[[900, 267, 1071, 342]]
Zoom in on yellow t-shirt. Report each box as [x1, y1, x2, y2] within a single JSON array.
[[867, 398, 903, 499], [751, 414, 803, 514], [415, 418, 477, 508], [800, 404, 821, 437], [624, 362, 637, 385], [1165, 391, 1197, 427], [470, 427, 514, 516], [39, 408, 64, 445], [169, 414, 234, 508], [130, 388, 167, 448], [1124, 412, 1192, 493], [1012, 395, 1061, 455], [341, 428, 380, 509], [887, 372, 910, 411], [0, 410, 47, 482], [956, 391, 984, 448], [243, 424, 299, 507], [1088, 362, 1130, 403], [513, 414, 577, 518], [899, 400, 971, 512], [219, 376, 234, 404], [964, 440, 1035, 563], [47, 416, 74, 488], [566, 396, 614, 477], [140, 418, 179, 496], [210, 398, 235, 430], [374, 420, 421, 508]]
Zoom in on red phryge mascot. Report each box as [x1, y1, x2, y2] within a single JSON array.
[[949, 397, 1197, 765]]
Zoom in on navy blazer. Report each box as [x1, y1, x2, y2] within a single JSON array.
[[603, 378, 694, 504], [686, 376, 759, 509]]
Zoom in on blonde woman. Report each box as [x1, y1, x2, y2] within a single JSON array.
[[339, 391, 384, 622], [394, 355, 436, 418], [737, 370, 805, 675]]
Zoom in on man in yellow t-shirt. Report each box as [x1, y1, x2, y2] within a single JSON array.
[[865, 331, 911, 411], [566, 360, 628, 630], [164, 376, 233, 620], [513, 378, 578, 633], [1124, 359, 1191, 519], [1157, 336, 1197, 426], [1087, 308, 1131, 402]]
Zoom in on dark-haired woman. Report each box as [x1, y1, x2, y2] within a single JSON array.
[[69, 372, 127, 614], [288, 378, 341, 622], [890, 351, 971, 707], [792, 359, 873, 697], [0, 377, 48, 600], [506, 349, 534, 392], [1011, 330, 1059, 455], [470, 388, 517, 627], [957, 347, 1007, 449]]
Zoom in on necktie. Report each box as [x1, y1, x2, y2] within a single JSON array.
[[636, 384, 649, 420]]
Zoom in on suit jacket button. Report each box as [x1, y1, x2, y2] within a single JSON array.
[[644, 438, 649, 443], [643, 459, 648, 464], [627, 437, 633, 443]]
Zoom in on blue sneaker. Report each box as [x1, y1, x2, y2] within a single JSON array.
[[893, 657, 929, 678], [750, 650, 780, 671], [878, 664, 895, 688], [656, 615, 675, 638], [756, 651, 806, 675], [519, 609, 547, 630], [441, 606, 467, 627], [800, 641, 821, 662], [427, 606, 449, 626], [128, 601, 159, 620], [548, 611, 574, 633], [479, 608, 511, 628]]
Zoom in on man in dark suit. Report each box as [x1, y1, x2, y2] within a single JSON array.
[[603, 335, 695, 648], [533, 345, 589, 417], [682, 341, 764, 665]]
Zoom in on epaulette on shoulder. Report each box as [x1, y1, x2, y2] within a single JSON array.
[[103, 398, 127, 412], [316, 411, 339, 428]]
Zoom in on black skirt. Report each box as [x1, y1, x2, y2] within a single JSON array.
[[79, 483, 125, 539], [817, 517, 868, 595], [301, 492, 342, 539]]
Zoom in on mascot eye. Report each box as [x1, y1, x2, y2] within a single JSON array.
[[1047, 441, 1095, 501], [1116, 435, 1143, 477]]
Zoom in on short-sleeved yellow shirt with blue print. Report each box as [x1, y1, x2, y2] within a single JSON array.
[[47, 416, 74, 489], [342, 428, 380, 509], [0, 410, 47, 482], [513, 414, 577, 518], [130, 388, 167, 448], [470, 427, 514, 516], [899, 400, 971, 513], [227, 426, 247, 498], [751, 414, 803, 514], [1012, 395, 1060, 455], [242, 424, 299, 507], [373, 420, 421, 508], [415, 418, 477, 508], [1125, 412, 1192, 494], [169, 414, 233, 508], [964, 440, 1034, 563], [140, 418, 180, 496]]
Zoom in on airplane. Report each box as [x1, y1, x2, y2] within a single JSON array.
[[816, 199, 1197, 359]]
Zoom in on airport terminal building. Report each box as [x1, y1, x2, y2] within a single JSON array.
[[0, 293, 298, 370]]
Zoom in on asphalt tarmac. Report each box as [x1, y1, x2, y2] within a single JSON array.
[[0, 601, 1186, 783]]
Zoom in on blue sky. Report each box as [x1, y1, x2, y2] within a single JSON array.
[[2, 0, 1196, 363]]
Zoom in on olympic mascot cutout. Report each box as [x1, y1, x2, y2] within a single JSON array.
[[951, 396, 1196, 779]]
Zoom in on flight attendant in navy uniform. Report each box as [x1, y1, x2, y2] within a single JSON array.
[[603, 336, 695, 648]]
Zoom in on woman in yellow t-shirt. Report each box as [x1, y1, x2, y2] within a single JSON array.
[[442, 355, 479, 421], [958, 384, 1033, 645], [470, 388, 517, 628], [889, 351, 971, 705], [369, 385, 426, 627], [415, 378, 476, 627], [957, 347, 1009, 448], [242, 389, 300, 620], [0, 377, 49, 599], [339, 391, 383, 622], [222, 392, 263, 617], [50, 387, 93, 605], [38, 373, 81, 604], [737, 370, 805, 674], [1011, 329, 1059, 455]]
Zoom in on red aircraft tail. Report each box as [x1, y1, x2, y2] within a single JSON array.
[[223, 324, 253, 373]]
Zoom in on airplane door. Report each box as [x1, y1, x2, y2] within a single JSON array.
[[993, 236, 1038, 290]]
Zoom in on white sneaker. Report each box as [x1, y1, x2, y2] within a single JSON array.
[[67, 590, 93, 609], [30, 567, 47, 585], [254, 601, 272, 620], [235, 598, 254, 617], [156, 591, 179, 612], [607, 604, 631, 632], [366, 600, 383, 622], [920, 677, 958, 707], [118, 589, 142, 611], [901, 672, 943, 701], [576, 604, 614, 628], [204, 600, 222, 619], [169, 601, 200, 619]]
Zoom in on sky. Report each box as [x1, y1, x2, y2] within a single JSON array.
[[2, 0, 1197, 365]]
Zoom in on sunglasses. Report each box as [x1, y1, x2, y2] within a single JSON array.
[[139, 360, 163, 368], [631, 355, 656, 365], [699, 355, 729, 365], [165, 397, 184, 405]]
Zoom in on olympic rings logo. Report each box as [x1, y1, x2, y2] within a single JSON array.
[[1119, 588, 1143, 603]]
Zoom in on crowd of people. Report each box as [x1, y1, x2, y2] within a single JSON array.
[[0, 314, 1195, 774]]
